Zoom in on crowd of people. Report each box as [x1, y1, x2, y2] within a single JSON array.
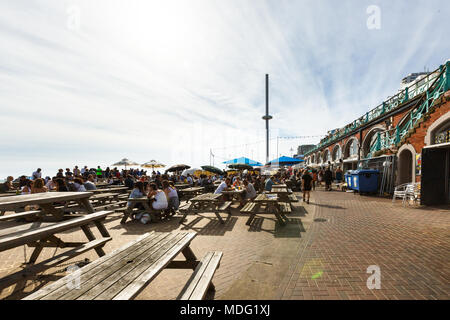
[[1, 165, 346, 222]]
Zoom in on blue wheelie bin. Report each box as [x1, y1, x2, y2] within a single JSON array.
[[345, 171, 354, 190], [352, 169, 379, 194]]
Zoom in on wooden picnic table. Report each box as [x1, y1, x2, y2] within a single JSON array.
[[24, 231, 222, 300], [174, 183, 191, 190], [179, 193, 231, 224], [91, 186, 129, 194], [0, 192, 95, 220], [243, 193, 288, 226], [221, 188, 245, 203], [178, 187, 204, 200], [120, 196, 170, 224], [0, 210, 114, 291]]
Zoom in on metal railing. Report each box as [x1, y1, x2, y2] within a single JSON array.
[[305, 61, 449, 158]]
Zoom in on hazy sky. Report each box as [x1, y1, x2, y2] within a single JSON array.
[[1, 0, 449, 178]]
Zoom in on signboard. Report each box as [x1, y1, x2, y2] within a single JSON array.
[[415, 153, 421, 176]]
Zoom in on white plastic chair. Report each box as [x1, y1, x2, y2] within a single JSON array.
[[392, 182, 420, 206], [392, 183, 410, 204]]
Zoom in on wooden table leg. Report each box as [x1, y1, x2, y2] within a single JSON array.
[[27, 241, 44, 264], [80, 225, 105, 257], [81, 198, 95, 213], [39, 203, 64, 220], [94, 220, 111, 238], [181, 245, 198, 270], [213, 203, 225, 224], [121, 201, 136, 224]]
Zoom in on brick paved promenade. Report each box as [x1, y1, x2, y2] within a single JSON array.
[[0, 187, 448, 300]]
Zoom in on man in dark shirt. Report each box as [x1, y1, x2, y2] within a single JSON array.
[[324, 167, 333, 191], [124, 175, 135, 190], [301, 171, 313, 204]]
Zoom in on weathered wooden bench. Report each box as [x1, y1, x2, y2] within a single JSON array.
[[0, 211, 113, 291], [288, 194, 299, 202], [218, 201, 232, 214], [177, 251, 222, 300], [0, 210, 42, 222], [240, 202, 257, 214], [278, 202, 292, 214], [23, 231, 222, 300]]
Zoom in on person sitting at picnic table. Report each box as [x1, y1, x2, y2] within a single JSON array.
[[124, 174, 135, 189], [21, 180, 33, 195], [241, 179, 256, 206], [71, 177, 86, 192], [83, 174, 97, 190], [232, 177, 242, 188], [265, 176, 275, 192], [55, 178, 69, 192], [2, 176, 14, 192], [31, 178, 48, 194], [128, 181, 146, 213], [147, 183, 168, 212], [214, 178, 231, 194], [45, 176, 57, 191], [186, 174, 194, 186], [162, 180, 179, 214]]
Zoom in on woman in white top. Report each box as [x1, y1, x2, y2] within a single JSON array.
[[163, 180, 179, 212], [147, 183, 168, 211]]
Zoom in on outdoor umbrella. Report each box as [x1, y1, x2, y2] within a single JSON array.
[[166, 164, 190, 173], [201, 165, 224, 175], [141, 160, 166, 171], [266, 156, 304, 166], [222, 157, 262, 166], [228, 163, 253, 170], [181, 168, 202, 177], [111, 158, 140, 170]]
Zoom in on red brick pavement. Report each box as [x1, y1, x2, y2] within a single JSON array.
[[0, 189, 448, 300], [276, 189, 450, 300]]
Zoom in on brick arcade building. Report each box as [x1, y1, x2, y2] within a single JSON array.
[[304, 61, 450, 205]]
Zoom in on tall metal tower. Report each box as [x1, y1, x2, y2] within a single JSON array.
[[262, 74, 272, 164]]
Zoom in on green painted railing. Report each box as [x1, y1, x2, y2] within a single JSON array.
[[305, 61, 449, 158], [366, 61, 448, 158]]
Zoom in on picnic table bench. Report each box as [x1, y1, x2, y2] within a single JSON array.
[[179, 193, 231, 224], [0, 210, 113, 291], [0, 192, 95, 221], [23, 231, 222, 300]]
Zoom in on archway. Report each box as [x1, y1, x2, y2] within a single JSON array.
[[343, 137, 359, 159], [362, 125, 385, 158], [397, 146, 415, 185]]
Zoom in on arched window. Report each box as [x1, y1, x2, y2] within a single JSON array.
[[434, 122, 450, 144], [350, 140, 358, 156]]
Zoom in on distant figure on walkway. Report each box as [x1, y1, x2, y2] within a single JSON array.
[[302, 171, 313, 204], [32, 168, 42, 180], [324, 167, 333, 191]]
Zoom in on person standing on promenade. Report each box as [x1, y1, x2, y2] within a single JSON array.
[[73, 166, 81, 176], [312, 170, 317, 190], [324, 167, 333, 191], [96, 166, 103, 180], [301, 170, 313, 204], [32, 168, 42, 180]]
